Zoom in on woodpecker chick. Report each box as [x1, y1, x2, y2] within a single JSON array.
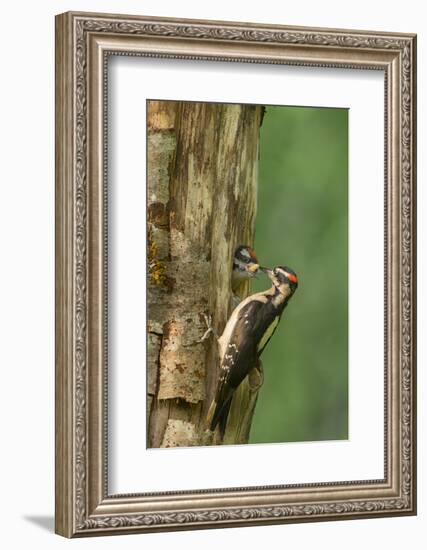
[[232, 245, 260, 292], [208, 265, 298, 437]]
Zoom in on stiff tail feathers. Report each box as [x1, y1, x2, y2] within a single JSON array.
[[217, 399, 232, 438], [208, 396, 233, 439]]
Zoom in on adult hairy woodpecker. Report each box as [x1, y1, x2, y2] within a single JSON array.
[[232, 245, 260, 292], [208, 266, 298, 437]]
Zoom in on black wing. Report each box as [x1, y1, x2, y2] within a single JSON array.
[[220, 299, 265, 389], [210, 300, 265, 433]]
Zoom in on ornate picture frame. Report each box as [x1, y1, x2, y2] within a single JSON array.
[[55, 11, 417, 537]]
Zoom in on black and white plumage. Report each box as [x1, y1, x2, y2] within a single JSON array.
[[209, 266, 298, 436], [232, 245, 260, 292]]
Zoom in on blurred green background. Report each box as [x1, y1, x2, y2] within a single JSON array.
[[249, 106, 348, 444]]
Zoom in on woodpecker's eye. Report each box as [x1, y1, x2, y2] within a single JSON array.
[[273, 268, 278, 275]]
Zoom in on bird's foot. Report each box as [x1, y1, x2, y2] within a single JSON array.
[[182, 313, 218, 347], [197, 313, 218, 343], [249, 359, 264, 391]]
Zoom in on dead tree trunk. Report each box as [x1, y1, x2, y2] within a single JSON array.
[[147, 100, 263, 447]]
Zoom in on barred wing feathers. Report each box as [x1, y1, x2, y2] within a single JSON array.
[[209, 299, 265, 433]]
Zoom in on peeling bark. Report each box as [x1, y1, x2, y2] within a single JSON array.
[[147, 100, 263, 447]]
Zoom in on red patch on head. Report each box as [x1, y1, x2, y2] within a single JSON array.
[[247, 247, 258, 262], [286, 272, 298, 284]]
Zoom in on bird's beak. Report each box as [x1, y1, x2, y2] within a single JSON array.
[[260, 266, 274, 280], [247, 263, 259, 274]]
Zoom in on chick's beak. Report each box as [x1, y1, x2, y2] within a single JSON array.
[[247, 263, 259, 274]]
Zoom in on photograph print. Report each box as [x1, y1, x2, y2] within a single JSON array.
[[147, 99, 348, 449]]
